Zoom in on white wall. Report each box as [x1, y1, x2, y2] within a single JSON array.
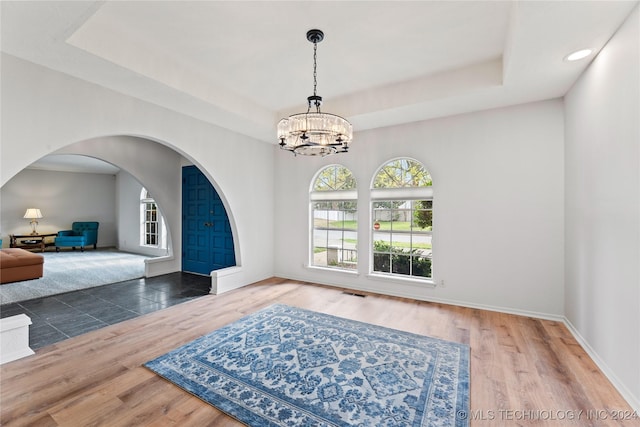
[[564, 4, 640, 410], [275, 99, 565, 318], [1, 53, 275, 288], [0, 168, 117, 248]]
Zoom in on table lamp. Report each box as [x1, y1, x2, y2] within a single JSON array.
[[23, 208, 43, 235]]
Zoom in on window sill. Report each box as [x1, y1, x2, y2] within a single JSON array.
[[366, 273, 436, 288], [305, 265, 360, 276]]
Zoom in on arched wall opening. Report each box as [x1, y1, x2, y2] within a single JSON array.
[[2, 53, 274, 294], [0, 134, 242, 279]]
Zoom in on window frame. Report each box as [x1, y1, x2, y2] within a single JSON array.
[[369, 158, 434, 283], [309, 165, 358, 272], [139, 189, 166, 249]]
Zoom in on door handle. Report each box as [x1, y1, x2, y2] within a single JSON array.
[[204, 222, 214, 227]]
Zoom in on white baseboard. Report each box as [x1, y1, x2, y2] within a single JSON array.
[[276, 272, 565, 322], [144, 255, 178, 277], [563, 318, 640, 413], [211, 266, 244, 294], [0, 347, 35, 365]]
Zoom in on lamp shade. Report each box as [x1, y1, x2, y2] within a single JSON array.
[[23, 208, 43, 219]]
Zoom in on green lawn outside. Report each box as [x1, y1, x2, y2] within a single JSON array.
[[314, 219, 358, 229], [314, 220, 432, 250], [384, 241, 432, 250], [319, 219, 430, 232]]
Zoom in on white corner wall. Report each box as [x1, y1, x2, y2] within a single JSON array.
[[0, 169, 117, 247], [564, 4, 640, 410], [1, 53, 275, 287], [275, 99, 565, 318], [116, 168, 170, 257]]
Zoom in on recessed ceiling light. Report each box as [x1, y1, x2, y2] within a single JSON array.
[[564, 49, 593, 61]]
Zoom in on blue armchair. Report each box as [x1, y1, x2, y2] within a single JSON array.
[[55, 222, 99, 252]]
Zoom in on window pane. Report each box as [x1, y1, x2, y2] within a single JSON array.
[[313, 165, 357, 191], [313, 229, 329, 249], [412, 255, 432, 277], [313, 246, 328, 267], [373, 159, 432, 188], [311, 199, 357, 270], [373, 231, 391, 248], [392, 254, 411, 275], [373, 252, 391, 273], [371, 198, 432, 279], [413, 200, 432, 230], [313, 208, 329, 226]]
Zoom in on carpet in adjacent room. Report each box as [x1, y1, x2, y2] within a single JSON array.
[[0, 249, 150, 304]]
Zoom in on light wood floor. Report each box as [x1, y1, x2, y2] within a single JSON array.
[[1, 278, 638, 426]]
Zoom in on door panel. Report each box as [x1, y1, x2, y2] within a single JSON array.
[[182, 166, 236, 274]]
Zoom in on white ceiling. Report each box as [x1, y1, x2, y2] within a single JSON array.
[[26, 154, 121, 175], [2, 0, 638, 164]]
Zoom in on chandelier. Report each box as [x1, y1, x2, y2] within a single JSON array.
[[278, 29, 352, 157]]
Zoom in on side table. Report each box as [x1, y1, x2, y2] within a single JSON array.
[[9, 233, 57, 252]]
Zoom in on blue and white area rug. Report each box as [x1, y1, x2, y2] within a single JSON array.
[[145, 304, 470, 426]]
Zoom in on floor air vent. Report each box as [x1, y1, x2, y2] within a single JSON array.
[[342, 291, 366, 298]]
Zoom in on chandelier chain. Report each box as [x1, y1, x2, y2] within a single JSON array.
[[313, 40, 318, 98]]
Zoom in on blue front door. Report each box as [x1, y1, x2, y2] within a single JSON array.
[[182, 166, 235, 275]]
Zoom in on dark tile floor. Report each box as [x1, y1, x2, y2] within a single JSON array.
[[0, 272, 211, 350]]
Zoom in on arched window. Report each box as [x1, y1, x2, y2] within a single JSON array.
[[140, 188, 167, 249], [371, 158, 433, 279], [310, 165, 357, 270]]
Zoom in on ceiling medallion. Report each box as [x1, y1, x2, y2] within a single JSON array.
[[278, 29, 352, 157]]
